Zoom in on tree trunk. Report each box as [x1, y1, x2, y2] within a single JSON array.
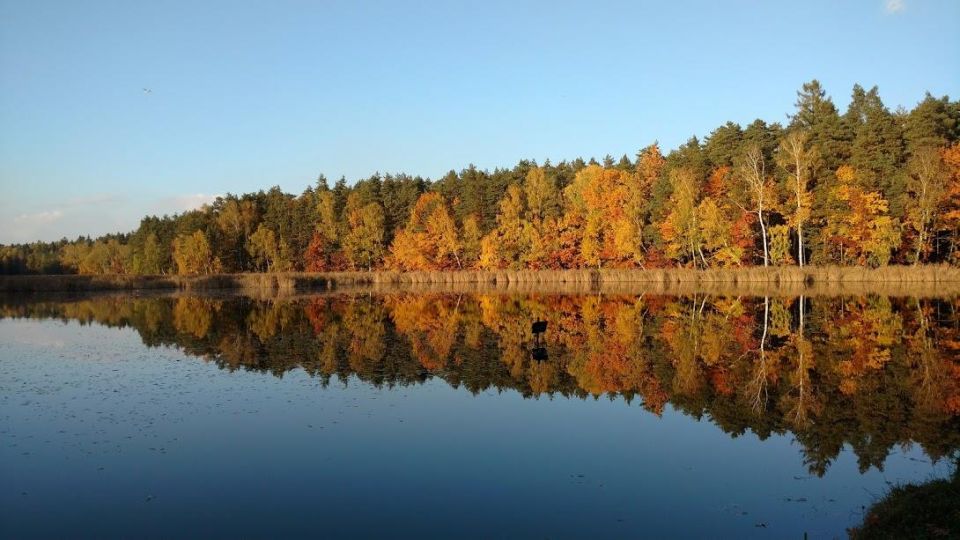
[[915, 229, 925, 266], [761, 296, 769, 353], [794, 155, 805, 268], [799, 295, 805, 333], [758, 209, 769, 267], [751, 296, 771, 413], [797, 221, 804, 267]]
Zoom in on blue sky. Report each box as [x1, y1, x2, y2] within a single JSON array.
[[1, 0, 958, 243]]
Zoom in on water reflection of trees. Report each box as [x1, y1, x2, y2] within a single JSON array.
[[3, 292, 959, 475]]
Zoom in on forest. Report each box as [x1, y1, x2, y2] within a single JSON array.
[[2, 81, 959, 276]]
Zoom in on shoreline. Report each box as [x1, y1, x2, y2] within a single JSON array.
[[2, 266, 960, 296]]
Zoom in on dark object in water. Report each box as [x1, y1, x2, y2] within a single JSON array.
[[531, 321, 548, 360]]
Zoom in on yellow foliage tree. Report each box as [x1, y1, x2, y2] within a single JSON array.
[[388, 192, 461, 270], [341, 196, 385, 271], [460, 214, 483, 268], [905, 146, 948, 264], [821, 166, 900, 266], [563, 165, 639, 268], [768, 225, 795, 266], [697, 196, 742, 267], [777, 130, 815, 266], [479, 185, 528, 269], [659, 167, 703, 266], [173, 230, 222, 275], [246, 224, 292, 272]]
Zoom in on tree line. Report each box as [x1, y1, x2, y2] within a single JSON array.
[[2, 80, 959, 275]]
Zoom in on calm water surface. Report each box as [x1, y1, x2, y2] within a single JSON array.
[[1, 292, 957, 538]]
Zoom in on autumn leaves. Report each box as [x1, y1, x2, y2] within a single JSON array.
[[391, 147, 663, 271], [4, 83, 959, 277], [380, 139, 957, 273]]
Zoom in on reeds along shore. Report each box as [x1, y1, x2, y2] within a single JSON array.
[[2, 265, 960, 297]]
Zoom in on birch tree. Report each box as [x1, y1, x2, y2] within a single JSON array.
[[736, 144, 772, 266], [905, 146, 948, 264], [777, 131, 815, 267]]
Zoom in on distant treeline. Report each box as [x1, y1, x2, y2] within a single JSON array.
[[2, 80, 959, 276]]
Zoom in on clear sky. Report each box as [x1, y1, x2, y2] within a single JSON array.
[[1, 0, 958, 243]]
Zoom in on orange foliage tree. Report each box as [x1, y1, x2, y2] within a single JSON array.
[[820, 166, 900, 266], [937, 143, 960, 264], [389, 192, 462, 270], [563, 165, 641, 268]]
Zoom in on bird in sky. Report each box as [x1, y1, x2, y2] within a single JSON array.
[[142, 88, 152, 94]]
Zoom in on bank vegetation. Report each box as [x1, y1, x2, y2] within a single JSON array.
[[3, 265, 960, 297]]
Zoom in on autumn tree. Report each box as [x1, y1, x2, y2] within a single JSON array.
[[57, 238, 132, 275], [59, 242, 90, 274], [316, 190, 340, 246], [132, 233, 165, 275], [563, 165, 639, 268], [821, 166, 900, 266], [630, 144, 665, 257], [696, 197, 730, 267], [304, 233, 331, 272], [523, 167, 560, 226], [777, 130, 815, 266], [695, 185, 741, 267], [304, 190, 346, 271], [216, 197, 257, 271], [520, 167, 564, 268], [479, 184, 528, 269], [173, 230, 222, 275], [80, 239, 131, 274], [659, 167, 704, 266], [342, 195, 386, 271], [695, 166, 754, 267], [904, 146, 948, 263], [388, 192, 462, 270], [460, 214, 483, 268], [246, 224, 293, 273], [768, 225, 794, 266], [735, 144, 773, 266], [940, 143, 960, 263], [427, 199, 462, 269], [790, 80, 849, 261]]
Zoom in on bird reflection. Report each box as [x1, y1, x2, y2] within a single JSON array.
[[531, 320, 548, 361]]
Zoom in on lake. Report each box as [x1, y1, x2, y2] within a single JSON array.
[[1, 291, 957, 538]]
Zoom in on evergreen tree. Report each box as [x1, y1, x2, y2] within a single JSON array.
[[904, 93, 959, 156], [704, 122, 743, 168], [846, 85, 906, 214]]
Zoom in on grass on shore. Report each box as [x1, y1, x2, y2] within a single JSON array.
[[2, 265, 959, 295], [849, 457, 959, 539]]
